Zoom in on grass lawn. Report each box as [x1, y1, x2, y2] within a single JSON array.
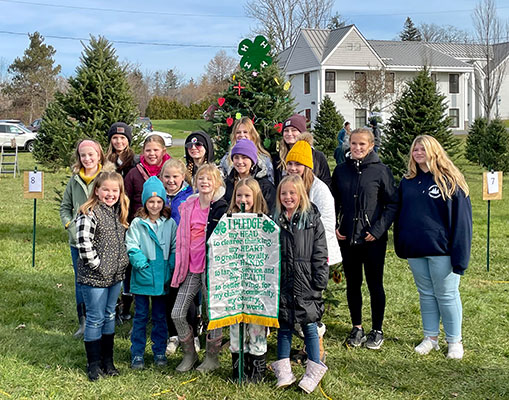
[[0, 150, 508, 399], [152, 119, 212, 140]]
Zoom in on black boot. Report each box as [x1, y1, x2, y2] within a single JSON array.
[[101, 334, 119, 376], [121, 294, 133, 321], [231, 352, 247, 382], [84, 340, 104, 381], [73, 303, 86, 339], [248, 353, 266, 383]]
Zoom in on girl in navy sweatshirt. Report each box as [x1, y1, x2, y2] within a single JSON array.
[[394, 135, 472, 360]]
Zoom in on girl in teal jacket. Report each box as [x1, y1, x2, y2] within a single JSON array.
[[125, 176, 177, 369]]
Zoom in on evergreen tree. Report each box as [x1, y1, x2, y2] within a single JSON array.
[[400, 17, 422, 41], [465, 117, 509, 171], [3, 32, 61, 122], [381, 69, 459, 181], [34, 36, 138, 167], [313, 95, 344, 158], [204, 62, 295, 160]]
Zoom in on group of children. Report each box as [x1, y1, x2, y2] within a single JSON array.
[[60, 119, 328, 394]]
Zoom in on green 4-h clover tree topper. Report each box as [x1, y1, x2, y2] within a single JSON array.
[[207, 213, 280, 330], [238, 35, 273, 72]]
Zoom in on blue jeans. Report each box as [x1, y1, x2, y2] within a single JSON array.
[[277, 321, 320, 363], [81, 282, 122, 342], [408, 256, 462, 343], [70, 246, 85, 315], [131, 295, 168, 359]]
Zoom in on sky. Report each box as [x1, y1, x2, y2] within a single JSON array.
[[0, 0, 508, 81]]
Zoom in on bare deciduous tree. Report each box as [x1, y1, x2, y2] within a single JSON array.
[[245, 0, 333, 52], [472, 0, 509, 119], [418, 23, 469, 43], [344, 66, 402, 115], [205, 50, 237, 85]]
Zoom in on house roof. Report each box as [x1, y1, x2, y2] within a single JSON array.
[[368, 40, 471, 69], [300, 25, 353, 62], [492, 42, 509, 66], [426, 42, 488, 59], [277, 47, 292, 69]]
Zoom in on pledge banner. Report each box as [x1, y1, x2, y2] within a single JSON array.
[[206, 213, 280, 330]]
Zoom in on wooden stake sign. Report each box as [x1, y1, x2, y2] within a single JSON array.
[[483, 171, 503, 272]]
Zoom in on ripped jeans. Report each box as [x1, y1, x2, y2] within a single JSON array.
[[81, 281, 122, 342]]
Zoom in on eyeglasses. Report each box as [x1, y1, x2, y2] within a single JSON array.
[[185, 141, 204, 149]]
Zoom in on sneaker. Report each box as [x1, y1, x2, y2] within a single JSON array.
[[194, 336, 201, 353], [154, 354, 168, 367], [415, 337, 439, 355], [166, 336, 179, 355], [365, 330, 384, 350], [345, 327, 366, 348], [447, 342, 464, 360], [131, 355, 144, 370]]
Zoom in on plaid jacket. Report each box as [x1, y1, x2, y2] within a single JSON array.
[[76, 202, 129, 287]]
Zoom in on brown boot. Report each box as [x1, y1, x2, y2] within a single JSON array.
[[175, 330, 198, 372], [196, 333, 222, 373]]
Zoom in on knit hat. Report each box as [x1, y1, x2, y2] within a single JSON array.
[[283, 114, 307, 133], [184, 131, 214, 164], [286, 140, 313, 170], [142, 176, 166, 206], [108, 122, 132, 144], [231, 139, 258, 165]]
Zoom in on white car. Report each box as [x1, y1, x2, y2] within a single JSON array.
[[143, 130, 173, 148], [0, 122, 38, 152]]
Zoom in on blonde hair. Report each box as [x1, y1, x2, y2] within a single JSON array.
[[406, 135, 469, 199], [79, 171, 129, 228], [194, 164, 224, 195], [230, 117, 270, 157], [350, 128, 375, 144], [228, 178, 268, 214], [300, 166, 315, 194], [72, 139, 105, 174], [276, 175, 311, 219], [278, 130, 314, 170], [160, 158, 192, 186]]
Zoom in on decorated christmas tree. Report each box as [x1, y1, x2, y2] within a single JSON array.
[[381, 69, 459, 181], [313, 95, 344, 158], [204, 36, 295, 159]]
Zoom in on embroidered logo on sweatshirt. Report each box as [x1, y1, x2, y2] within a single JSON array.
[[428, 184, 441, 199]]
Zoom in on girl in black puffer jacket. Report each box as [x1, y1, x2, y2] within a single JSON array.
[[331, 128, 398, 350], [272, 175, 329, 394]]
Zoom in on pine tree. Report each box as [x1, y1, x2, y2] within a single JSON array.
[[204, 63, 295, 160], [381, 69, 459, 181], [465, 117, 509, 171], [400, 17, 422, 41], [313, 95, 344, 158], [34, 36, 138, 167], [3, 32, 61, 122]]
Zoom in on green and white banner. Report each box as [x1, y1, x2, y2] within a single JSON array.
[[207, 213, 280, 329]]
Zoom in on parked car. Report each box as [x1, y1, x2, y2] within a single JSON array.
[[29, 118, 42, 132], [144, 131, 172, 148], [0, 122, 38, 152], [135, 117, 153, 132]]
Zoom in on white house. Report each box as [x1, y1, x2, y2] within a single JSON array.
[[278, 25, 509, 131]]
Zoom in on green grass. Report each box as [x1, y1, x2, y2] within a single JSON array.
[[152, 119, 212, 139], [0, 150, 508, 399]]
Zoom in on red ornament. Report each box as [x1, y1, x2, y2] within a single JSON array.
[[226, 117, 234, 127], [274, 123, 283, 133], [217, 97, 225, 106], [233, 81, 245, 95]]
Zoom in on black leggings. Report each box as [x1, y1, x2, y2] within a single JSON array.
[[340, 240, 387, 331]]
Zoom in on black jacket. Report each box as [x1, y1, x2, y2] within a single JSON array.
[[224, 165, 276, 214], [277, 205, 329, 325], [331, 151, 398, 245], [274, 148, 332, 188], [206, 195, 229, 241]]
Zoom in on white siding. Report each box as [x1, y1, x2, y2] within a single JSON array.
[[324, 30, 381, 67]]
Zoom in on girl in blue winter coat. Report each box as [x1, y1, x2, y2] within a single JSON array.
[[394, 135, 472, 360], [125, 176, 177, 369]]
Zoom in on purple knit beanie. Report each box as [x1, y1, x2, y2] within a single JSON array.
[[231, 139, 258, 165]]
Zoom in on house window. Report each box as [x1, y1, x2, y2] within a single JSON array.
[[325, 70, 336, 93], [355, 109, 367, 128], [305, 109, 311, 121], [385, 72, 395, 93], [449, 108, 460, 128], [355, 72, 366, 91], [431, 73, 437, 84], [304, 73, 310, 94], [449, 74, 459, 94]]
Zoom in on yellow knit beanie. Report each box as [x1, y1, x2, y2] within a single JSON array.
[[286, 140, 313, 169]]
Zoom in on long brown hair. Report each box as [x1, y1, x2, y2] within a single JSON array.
[[105, 142, 135, 174], [406, 135, 469, 199], [79, 171, 130, 228], [134, 203, 172, 220]]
